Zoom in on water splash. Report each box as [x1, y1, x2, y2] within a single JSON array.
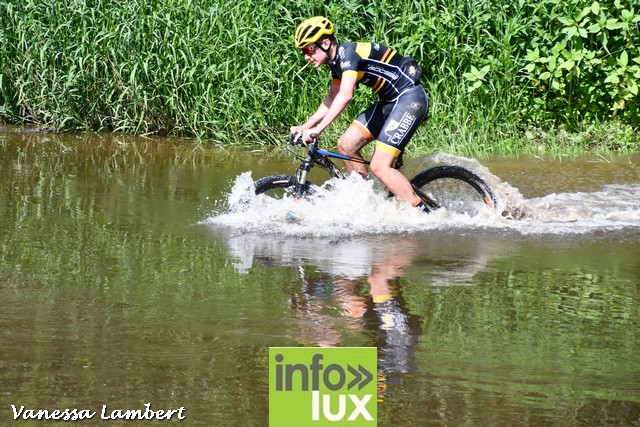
[[207, 171, 483, 237], [203, 156, 640, 237], [521, 184, 640, 233], [404, 153, 531, 219]]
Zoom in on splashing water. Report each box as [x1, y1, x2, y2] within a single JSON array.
[[204, 155, 640, 237]]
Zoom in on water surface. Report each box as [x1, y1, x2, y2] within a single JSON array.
[[1, 127, 639, 426]]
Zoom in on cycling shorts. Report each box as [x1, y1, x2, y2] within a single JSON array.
[[352, 85, 429, 157]]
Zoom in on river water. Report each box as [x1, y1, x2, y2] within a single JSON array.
[[1, 127, 639, 426]]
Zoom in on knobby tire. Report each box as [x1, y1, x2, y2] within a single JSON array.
[[254, 174, 315, 198], [410, 166, 497, 215]]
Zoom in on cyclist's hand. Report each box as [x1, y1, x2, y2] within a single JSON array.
[[288, 131, 304, 146], [288, 129, 318, 146], [301, 129, 319, 145], [289, 125, 305, 146]]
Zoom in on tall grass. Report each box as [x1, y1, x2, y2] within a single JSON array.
[[0, 0, 638, 154]]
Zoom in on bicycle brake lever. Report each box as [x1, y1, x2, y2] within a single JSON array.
[[289, 132, 303, 146]]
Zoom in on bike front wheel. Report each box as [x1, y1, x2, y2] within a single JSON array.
[[254, 174, 316, 199], [410, 166, 497, 215]]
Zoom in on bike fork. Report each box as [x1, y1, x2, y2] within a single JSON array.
[[412, 185, 440, 212], [294, 158, 313, 198]]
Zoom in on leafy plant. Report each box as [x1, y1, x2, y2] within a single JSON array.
[[520, 0, 640, 127], [463, 65, 491, 93]]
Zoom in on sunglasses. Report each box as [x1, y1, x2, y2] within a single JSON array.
[[302, 44, 317, 56]]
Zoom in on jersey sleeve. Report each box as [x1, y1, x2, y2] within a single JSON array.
[[334, 43, 365, 82]]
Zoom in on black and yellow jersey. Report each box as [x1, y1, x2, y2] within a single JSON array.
[[328, 42, 422, 101]]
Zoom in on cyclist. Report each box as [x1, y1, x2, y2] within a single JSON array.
[[290, 16, 431, 212]]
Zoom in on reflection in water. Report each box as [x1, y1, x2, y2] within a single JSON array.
[[226, 234, 425, 400], [287, 239, 422, 373], [222, 232, 501, 402]]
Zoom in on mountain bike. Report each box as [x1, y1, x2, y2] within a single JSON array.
[[254, 133, 497, 215]]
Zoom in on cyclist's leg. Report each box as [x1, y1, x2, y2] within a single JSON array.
[[337, 101, 386, 176], [372, 85, 429, 207], [336, 124, 371, 177], [370, 146, 418, 204]]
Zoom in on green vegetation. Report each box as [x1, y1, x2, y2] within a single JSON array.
[[0, 0, 638, 154]]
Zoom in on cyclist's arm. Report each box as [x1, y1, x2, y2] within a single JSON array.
[[296, 83, 340, 130], [292, 82, 340, 131], [306, 71, 357, 136]]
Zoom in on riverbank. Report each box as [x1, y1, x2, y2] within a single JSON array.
[[1, 0, 637, 154], [412, 119, 640, 157]]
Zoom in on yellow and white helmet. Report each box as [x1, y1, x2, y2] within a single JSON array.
[[294, 16, 334, 49]]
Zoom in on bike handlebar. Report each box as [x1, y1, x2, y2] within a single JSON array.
[[288, 132, 318, 146]]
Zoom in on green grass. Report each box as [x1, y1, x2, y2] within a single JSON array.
[[0, 0, 638, 155]]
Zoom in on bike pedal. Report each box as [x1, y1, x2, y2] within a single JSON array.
[[286, 211, 301, 223], [415, 200, 431, 213]]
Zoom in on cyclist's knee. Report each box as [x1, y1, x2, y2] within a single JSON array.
[[338, 127, 369, 155], [369, 155, 395, 178], [336, 135, 351, 155]]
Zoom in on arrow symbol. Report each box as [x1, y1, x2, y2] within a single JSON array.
[[347, 364, 373, 390]]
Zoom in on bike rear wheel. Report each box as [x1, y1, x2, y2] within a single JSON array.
[[410, 166, 497, 215], [254, 174, 316, 198]]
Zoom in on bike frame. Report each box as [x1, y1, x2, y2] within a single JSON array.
[[316, 146, 369, 166], [292, 140, 369, 195]]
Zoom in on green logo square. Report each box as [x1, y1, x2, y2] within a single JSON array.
[[269, 347, 377, 426]]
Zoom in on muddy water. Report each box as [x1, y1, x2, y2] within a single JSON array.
[[1, 127, 639, 426]]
